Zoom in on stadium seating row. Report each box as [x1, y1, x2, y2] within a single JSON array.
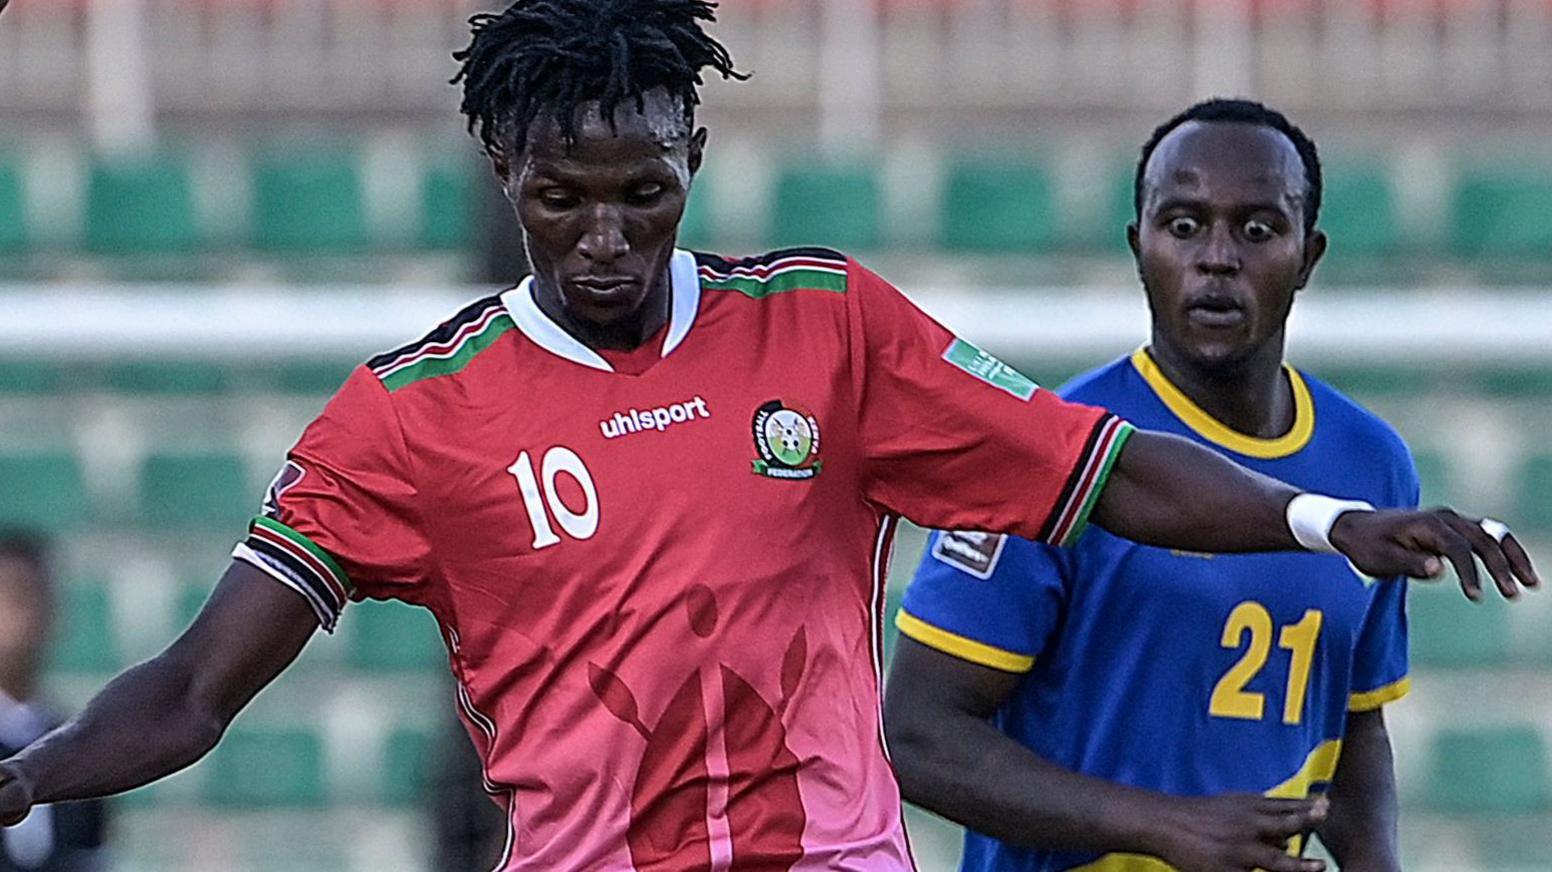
[[3, 147, 1552, 264]]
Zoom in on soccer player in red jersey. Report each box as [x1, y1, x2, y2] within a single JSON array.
[[0, 2, 1537, 869]]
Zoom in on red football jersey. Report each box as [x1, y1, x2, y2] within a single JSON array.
[[233, 249, 1129, 871]]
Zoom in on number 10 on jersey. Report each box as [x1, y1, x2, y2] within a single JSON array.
[[509, 447, 600, 550]]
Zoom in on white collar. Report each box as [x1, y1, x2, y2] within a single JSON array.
[[0, 688, 47, 746], [501, 249, 702, 373]]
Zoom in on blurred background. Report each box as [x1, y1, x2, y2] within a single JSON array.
[[2, 0, 1552, 869]]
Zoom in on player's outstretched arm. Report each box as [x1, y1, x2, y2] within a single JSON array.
[[1090, 430, 1540, 599], [0, 560, 317, 825], [1314, 709, 1401, 872], [884, 637, 1327, 872]]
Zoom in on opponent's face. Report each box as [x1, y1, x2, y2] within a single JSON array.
[[0, 558, 49, 684], [1130, 121, 1326, 369], [499, 88, 705, 332]]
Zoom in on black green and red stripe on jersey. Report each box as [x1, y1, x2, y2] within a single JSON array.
[[233, 516, 353, 631], [1040, 414, 1135, 548], [695, 247, 848, 298], [368, 295, 513, 392]]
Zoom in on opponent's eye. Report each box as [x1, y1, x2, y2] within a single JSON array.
[[1167, 216, 1201, 238], [1243, 219, 1277, 242], [538, 188, 580, 210], [626, 183, 666, 205]]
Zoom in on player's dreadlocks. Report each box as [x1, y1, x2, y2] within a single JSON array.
[[1134, 98, 1324, 235], [453, 0, 746, 158]]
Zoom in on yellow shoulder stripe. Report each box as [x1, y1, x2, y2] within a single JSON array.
[[1131, 348, 1315, 459], [895, 610, 1036, 673], [1349, 676, 1412, 712]]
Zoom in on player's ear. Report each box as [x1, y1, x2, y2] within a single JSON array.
[[1126, 222, 1141, 260], [688, 127, 708, 178], [1295, 228, 1328, 290]]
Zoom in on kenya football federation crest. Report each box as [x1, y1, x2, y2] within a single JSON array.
[[751, 400, 822, 480]]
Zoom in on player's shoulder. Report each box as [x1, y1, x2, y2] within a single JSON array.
[[1298, 369, 1413, 464], [1056, 355, 1140, 407], [363, 293, 513, 393], [693, 247, 852, 298]]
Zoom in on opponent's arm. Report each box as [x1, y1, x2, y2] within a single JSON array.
[[884, 637, 1327, 872], [1314, 709, 1401, 872], [1091, 431, 1540, 599], [0, 561, 318, 822]]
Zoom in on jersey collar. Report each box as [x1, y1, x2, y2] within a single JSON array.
[[501, 249, 702, 373], [1130, 347, 1315, 459]]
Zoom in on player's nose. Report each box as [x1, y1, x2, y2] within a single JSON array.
[[578, 205, 630, 263], [1196, 223, 1241, 276]]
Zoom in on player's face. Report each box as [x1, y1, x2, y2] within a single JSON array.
[[502, 89, 705, 334], [1130, 121, 1326, 370]]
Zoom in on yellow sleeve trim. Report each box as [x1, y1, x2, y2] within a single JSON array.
[[895, 610, 1036, 673], [1349, 676, 1412, 712]]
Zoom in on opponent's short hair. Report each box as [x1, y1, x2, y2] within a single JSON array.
[[0, 529, 54, 607], [453, 0, 746, 159], [1134, 98, 1323, 235]]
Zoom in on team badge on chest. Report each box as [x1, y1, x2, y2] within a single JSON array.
[[752, 400, 822, 480]]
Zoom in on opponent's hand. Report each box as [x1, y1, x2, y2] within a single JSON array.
[[0, 762, 35, 827], [1155, 794, 1328, 872], [1330, 508, 1541, 601]]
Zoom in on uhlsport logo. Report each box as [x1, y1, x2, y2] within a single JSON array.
[[751, 400, 821, 480]]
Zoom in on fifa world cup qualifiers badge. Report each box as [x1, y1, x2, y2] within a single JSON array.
[[752, 400, 822, 480]]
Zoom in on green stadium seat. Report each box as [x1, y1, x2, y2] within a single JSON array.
[[1514, 452, 1552, 534], [420, 160, 476, 250], [1316, 365, 1433, 398], [0, 360, 65, 394], [1407, 582, 1511, 668], [0, 452, 89, 531], [139, 451, 254, 532], [1318, 161, 1400, 259], [84, 152, 199, 254], [1450, 166, 1552, 258], [1410, 448, 1454, 507], [102, 360, 235, 394], [678, 173, 715, 250], [941, 158, 1057, 253], [272, 359, 356, 395], [206, 726, 327, 807], [771, 162, 881, 251], [1424, 725, 1551, 814], [381, 726, 434, 806], [49, 580, 118, 674], [0, 156, 26, 253], [346, 599, 445, 672], [251, 148, 368, 253]]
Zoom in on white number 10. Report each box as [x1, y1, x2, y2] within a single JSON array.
[[508, 447, 599, 550]]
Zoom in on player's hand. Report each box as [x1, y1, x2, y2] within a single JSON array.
[[0, 762, 35, 827], [1330, 508, 1541, 601], [1155, 794, 1328, 872]]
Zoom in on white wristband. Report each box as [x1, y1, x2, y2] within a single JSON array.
[[1286, 493, 1375, 554]]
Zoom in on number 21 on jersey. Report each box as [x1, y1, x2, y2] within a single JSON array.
[[509, 447, 600, 550], [1209, 601, 1324, 725]]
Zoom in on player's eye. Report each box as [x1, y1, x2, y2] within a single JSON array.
[[538, 189, 580, 210], [1167, 216, 1201, 238], [1242, 220, 1277, 242], [626, 183, 667, 205]]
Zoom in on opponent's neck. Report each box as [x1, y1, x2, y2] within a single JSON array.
[[533, 269, 673, 352], [1147, 333, 1294, 440]]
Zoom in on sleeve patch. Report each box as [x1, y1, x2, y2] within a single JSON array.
[[260, 460, 307, 519], [942, 338, 1039, 402], [930, 530, 1009, 580]]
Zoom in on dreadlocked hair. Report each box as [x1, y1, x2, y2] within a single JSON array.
[[453, 0, 746, 158]]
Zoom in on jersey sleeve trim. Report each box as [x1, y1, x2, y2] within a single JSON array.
[[1348, 675, 1411, 712], [234, 517, 352, 630], [895, 609, 1036, 673], [1042, 416, 1135, 547], [232, 542, 336, 633]]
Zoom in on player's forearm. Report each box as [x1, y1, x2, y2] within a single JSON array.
[[887, 711, 1177, 857], [1092, 430, 1300, 553], [7, 652, 228, 804], [1316, 710, 1401, 872]]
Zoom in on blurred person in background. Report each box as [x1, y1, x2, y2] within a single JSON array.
[[886, 99, 1463, 872], [0, 4, 1538, 870], [428, 711, 507, 872], [0, 532, 108, 872]]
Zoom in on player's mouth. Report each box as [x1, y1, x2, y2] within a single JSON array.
[[1184, 296, 1247, 329], [568, 276, 641, 298]]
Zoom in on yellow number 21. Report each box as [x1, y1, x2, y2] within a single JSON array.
[[1209, 602, 1324, 726]]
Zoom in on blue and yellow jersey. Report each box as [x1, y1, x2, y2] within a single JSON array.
[[899, 349, 1419, 872]]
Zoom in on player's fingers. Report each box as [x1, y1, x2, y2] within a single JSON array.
[[1445, 513, 1521, 600], [1501, 533, 1542, 589], [1413, 515, 1481, 601]]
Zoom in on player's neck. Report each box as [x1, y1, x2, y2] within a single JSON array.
[[1147, 335, 1294, 440], [0, 669, 36, 706], [532, 269, 673, 352]]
